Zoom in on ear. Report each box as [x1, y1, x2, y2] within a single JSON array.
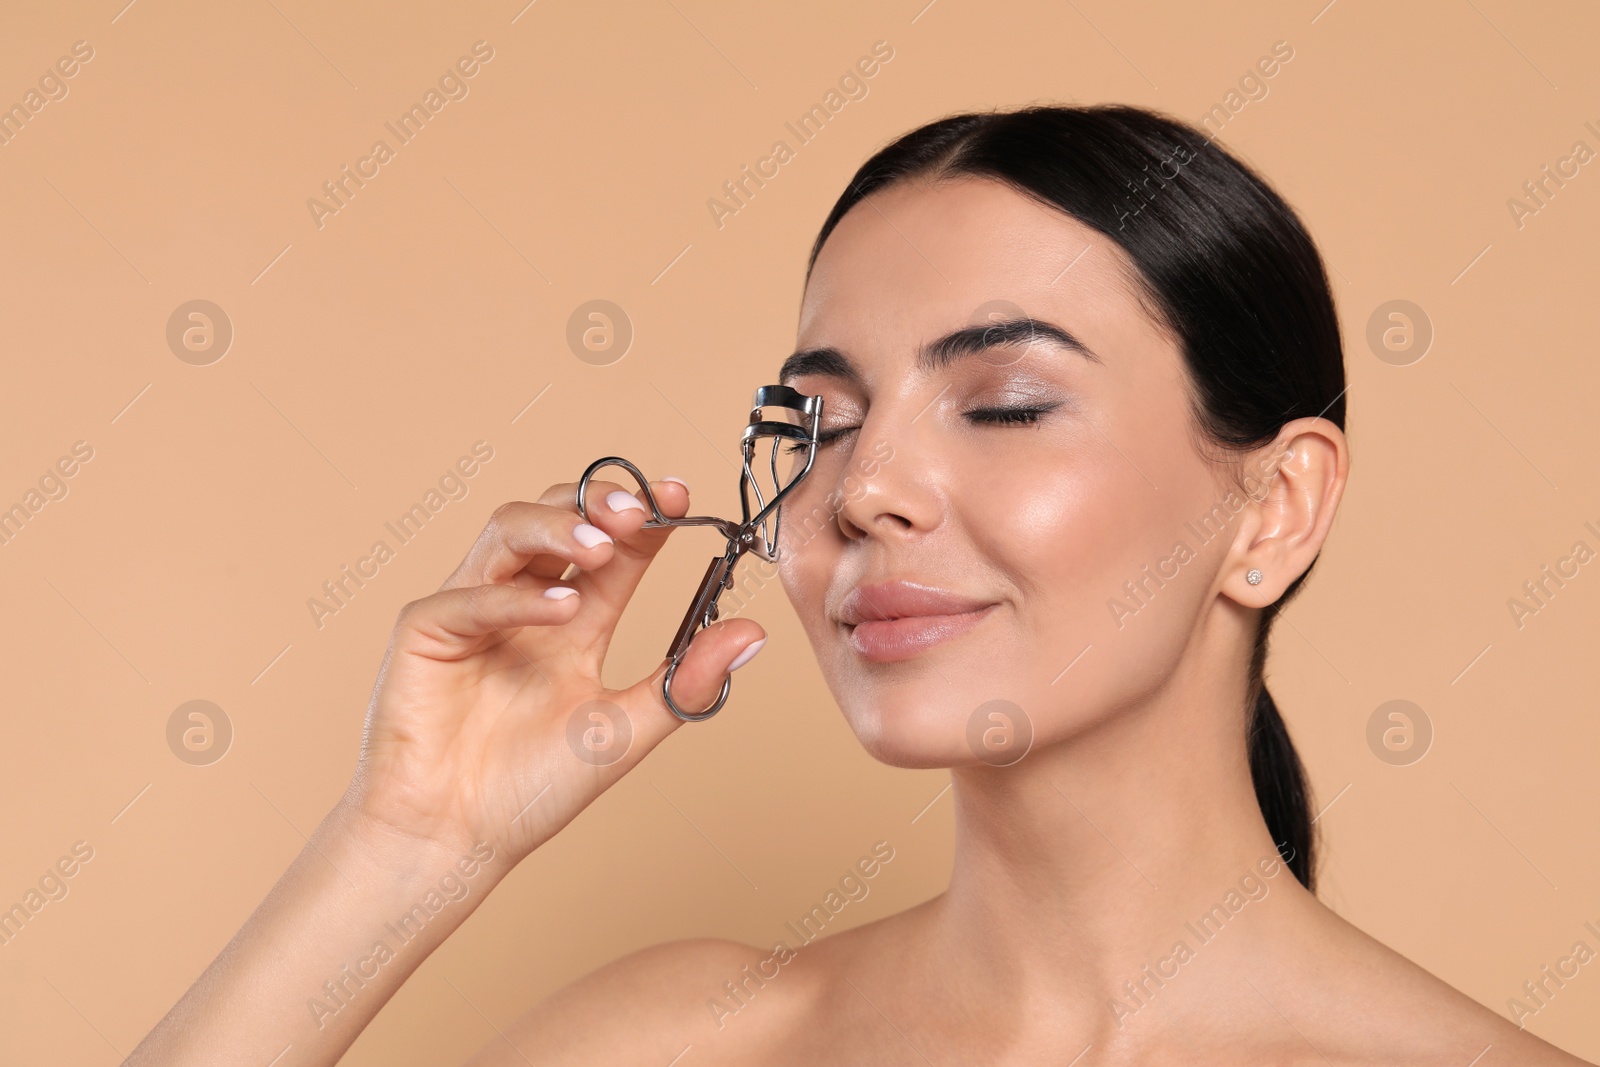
[[1223, 417, 1349, 607]]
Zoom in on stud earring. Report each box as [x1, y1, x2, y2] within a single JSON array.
[[1246, 568, 1263, 586]]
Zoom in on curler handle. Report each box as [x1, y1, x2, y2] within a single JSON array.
[[660, 553, 737, 721]]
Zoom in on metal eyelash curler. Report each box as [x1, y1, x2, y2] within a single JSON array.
[[575, 384, 825, 722]]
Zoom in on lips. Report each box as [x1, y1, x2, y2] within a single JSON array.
[[837, 580, 999, 662]]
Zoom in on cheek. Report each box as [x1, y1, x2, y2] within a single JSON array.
[[969, 432, 1227, 736], [974, 433, 1157, 622], [979, 460, 1144, 689], [775, 457, 856, 613], [777, 527, 833, 638]]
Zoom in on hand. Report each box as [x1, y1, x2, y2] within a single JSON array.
[[338, 477, 767, 864]]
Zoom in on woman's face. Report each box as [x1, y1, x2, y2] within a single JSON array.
[[775, 176, 1256, 768]]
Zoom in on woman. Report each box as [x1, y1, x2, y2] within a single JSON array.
[[129, 105, 1590, 1065]]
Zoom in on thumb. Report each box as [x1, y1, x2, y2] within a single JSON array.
[[636, 620, 768, 723]]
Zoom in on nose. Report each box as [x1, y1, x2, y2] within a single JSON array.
[[832, 409, 937, 543]]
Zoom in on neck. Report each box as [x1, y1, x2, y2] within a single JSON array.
[[927, 645, 1316, 1030]]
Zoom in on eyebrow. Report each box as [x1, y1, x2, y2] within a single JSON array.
[[777, 317, 1102, 387]]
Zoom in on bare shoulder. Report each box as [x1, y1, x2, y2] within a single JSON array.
[[1300, 904, 1596, 1066], [458, 936, 827, 1067], [455, 898, 1597, 1066]]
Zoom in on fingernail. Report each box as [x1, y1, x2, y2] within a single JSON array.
[[606, 490, 646, 514], [544, 586, 579, 600], [728, 637, 766, 671], [572, 523, 613, 548], [662, 476, 689, 491]]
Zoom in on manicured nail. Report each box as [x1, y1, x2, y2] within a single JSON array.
[[606, 490, 646, 513], [572, 523, 613, 548], [662, 476, 689, 491], [728, 637, 766, 671], [543, 586, 579, 600]]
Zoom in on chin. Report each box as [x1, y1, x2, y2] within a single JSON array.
[[838, 695, 975, 769]]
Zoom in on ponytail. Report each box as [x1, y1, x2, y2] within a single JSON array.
[[1247, 684, 1315, 889]]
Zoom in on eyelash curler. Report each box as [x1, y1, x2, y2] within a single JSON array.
[[575, 384, 825, 722]]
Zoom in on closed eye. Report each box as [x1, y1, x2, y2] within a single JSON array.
[[782, 404, 1061, 453], [967, 405, 1057, 427], [783, 426, 854, 453]]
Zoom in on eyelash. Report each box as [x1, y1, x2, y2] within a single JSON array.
[[782, 405, 1057, 453], [971, 405, 1052, 426]]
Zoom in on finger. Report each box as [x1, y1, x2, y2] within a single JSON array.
[[399, 580, 583, 658], [440, 493, 636, 592], [620, 618, 768, 725], [540, 477, 695, 643]]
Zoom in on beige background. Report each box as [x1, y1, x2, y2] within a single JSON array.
[[1, 0, 1597, 1061]]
